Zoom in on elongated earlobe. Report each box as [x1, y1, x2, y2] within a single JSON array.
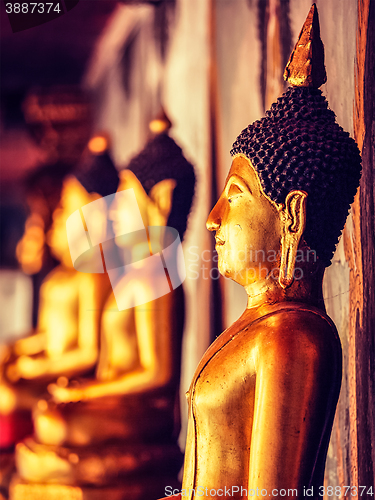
[[279, 190, 307, 288], [149, 179, 176, 226]]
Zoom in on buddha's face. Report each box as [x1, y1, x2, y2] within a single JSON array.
[[48, 177, 92, 266], [109, 170, 176, 247], [109, 171, 150, 247], [206, 155, 282, 287]]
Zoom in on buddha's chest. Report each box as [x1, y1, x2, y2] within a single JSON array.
[[192, 329, 257, 429], [98, 299, 139, 379], [42, 272, 80, 353], [43, 273, 79, 317]]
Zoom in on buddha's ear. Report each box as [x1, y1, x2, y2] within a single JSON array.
[[118, 170, 149, 205], [148, 179, 177, 226], [279, 190, 307, 288]]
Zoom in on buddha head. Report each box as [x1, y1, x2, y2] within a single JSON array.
[[117, 127, 196, 242], [207, 5, 361, 294], [48, 144, 120, 267]]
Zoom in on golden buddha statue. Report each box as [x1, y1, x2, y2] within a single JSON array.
[[167, 6, 362, 500], [0, 145, 118, 446], [16, 86, 92, 278], [12, 119, 196, 499]]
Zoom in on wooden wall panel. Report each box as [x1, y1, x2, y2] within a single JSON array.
[[326, 0, 374, 496], [353, 0, 375, 491]]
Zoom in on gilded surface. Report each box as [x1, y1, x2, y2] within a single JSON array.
[[283, 4, 327, 88], [15, 170, 184, 486], [179, 156, 342, 499], [0, 178, 111, 417]]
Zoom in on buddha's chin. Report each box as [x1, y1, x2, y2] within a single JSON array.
[[218, 261, 235, 281], [216, 258, 226, 275]]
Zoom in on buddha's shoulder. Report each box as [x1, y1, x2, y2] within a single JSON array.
[[41, 265, 78, 290], [253, 302, 336, 329], [249, 303, 341, 359]]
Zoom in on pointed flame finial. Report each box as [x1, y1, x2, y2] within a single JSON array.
[[149, 107, 172, 135], [283, 4, 327, 88]]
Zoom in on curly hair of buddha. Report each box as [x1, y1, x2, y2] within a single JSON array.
[[231, 86, 362, 266]]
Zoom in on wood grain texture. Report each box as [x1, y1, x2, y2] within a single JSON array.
[[356, 0, 375, 490], [343, 0, 375, 494]]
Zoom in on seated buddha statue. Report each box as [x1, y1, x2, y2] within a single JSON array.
[[166, 6, 361, 500], [0, 145, 118, 446], [13, 117, 196, 498], [16, 86, 93, 280]]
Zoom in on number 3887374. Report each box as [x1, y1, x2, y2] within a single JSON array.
[[5, 3, 61, 14], [319, 485, 374, 497]]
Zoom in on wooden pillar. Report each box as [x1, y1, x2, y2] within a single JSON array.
[[345, 0, 375, 494]]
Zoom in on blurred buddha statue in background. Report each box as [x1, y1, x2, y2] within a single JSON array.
[[167, 6, 361, 500], [0, 86, 94, 497], [16, 86, 93, 280], [0, 138, 118, 449], [13, 114, 196, 500]]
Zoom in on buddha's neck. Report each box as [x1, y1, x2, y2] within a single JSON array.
[[245, 263, 326, 311]]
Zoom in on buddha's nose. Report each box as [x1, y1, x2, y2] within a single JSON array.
[[206, 200, 222, 232]]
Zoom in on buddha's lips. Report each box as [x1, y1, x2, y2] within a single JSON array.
[[215, 235, 225, 246]]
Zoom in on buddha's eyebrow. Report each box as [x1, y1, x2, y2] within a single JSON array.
[[226, 174, 252, 194]]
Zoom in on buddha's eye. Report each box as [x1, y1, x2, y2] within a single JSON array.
[[228, 183, 242, 202]]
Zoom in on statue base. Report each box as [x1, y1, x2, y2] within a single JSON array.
[[10, 475, 180, 500], [11, 437, 182, 500]]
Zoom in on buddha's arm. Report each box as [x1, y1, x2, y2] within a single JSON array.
[[7, 297, 51, 361], [5, 312, 48, 381], [10, 269, 61, 361], [4, 274, 59, 381], [52, 291, 171, 403], [12, 332, 46, 357], [248, 313, 339, 497], [5, 335, 48, 382], [9, 275, 101, 381], [7, 337, 97, 382]]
